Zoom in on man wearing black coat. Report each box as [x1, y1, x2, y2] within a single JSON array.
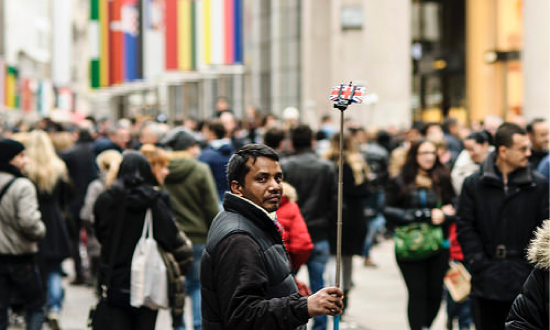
[[61, 123, 98, 284], [201, 144, 343, 330], [280, 125, 337, 330], [457, 123, 549, 330]]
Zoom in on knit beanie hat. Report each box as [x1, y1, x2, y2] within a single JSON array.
[[0, 139, 25, 163]]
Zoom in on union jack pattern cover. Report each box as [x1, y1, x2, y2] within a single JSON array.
[[330, 85, 366, 104]]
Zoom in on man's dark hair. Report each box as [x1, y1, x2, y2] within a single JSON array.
[[206, 119, 226, 139], [263, 127, 285, 150], [526, 118, 546, 134], [494, 122, 527, 154], [290, 124, 313, 151], [442, 117, 457, 134], [227, 144, 279, 189]]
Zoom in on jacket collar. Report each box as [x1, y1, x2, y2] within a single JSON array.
[[481, 152, 533, 187], [223, 193, 279, 234]]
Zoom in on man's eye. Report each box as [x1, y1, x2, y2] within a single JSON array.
[[257, 177, 267, 182]]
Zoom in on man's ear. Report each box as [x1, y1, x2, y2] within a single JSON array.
[[230, 180, 243, 196]]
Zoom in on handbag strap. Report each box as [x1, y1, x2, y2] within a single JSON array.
[[141, 209, 153, 239], [0, 177, 17, 204]]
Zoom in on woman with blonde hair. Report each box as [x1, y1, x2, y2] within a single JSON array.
[[323, 131, 370, 312], [25, 130, 72, 330], [80, 149, 123, 282]]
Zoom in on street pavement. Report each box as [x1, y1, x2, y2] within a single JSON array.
[[10, 238, 450, 330]]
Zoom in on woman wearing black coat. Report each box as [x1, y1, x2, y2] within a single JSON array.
[[25, 130, 72, 330], [384, 138, 456, 330], [324, 133, 370, 310], [92, 151, 193, 330], [506, 220, 549, 330]]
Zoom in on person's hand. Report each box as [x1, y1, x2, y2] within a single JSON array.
[[441, 204, 455, 216], [431, 208, 445, 225], [307, 287, 344, 317]]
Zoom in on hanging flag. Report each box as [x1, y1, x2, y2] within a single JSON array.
[[5, 66, 18, 109], [165, 0, 178, 70], [194, 0, 203, 69], [202, 0, 211, 64], [110, 0, 124, 84], [224, 0, 234, 64], [143, 0, 166, 78], [100, 0, 110, 86], [210, 0, 223, 65], [0, 58, 5, 108], [233, 0, 243, 63], [38, 81, 54, 116], [21, 78, 33, 112], [122, 0, 140, 81], [177, 0, 192, 71], [89, 0, 101, 88]]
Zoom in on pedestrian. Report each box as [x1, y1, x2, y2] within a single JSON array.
[[60, 121, 97, 285], [199, 119, 234, 203], [92, 151, 193, 330], [324, 132, 370, 311], [25, 131, 73, 330], [281, 124, 338, 330], [0, 138, 46, 330], [384, 138, 456, 330], [161, 128, 220, 330], [451, 130, 493, 195], [505, 219, 549, 330], [526, 118, 548, 169], [201, 144, 344, 330], [80, 149, 123, 281], [277, 181, 314, 273], [457, 123, 549, 330]]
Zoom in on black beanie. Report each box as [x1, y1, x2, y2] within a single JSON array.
[[0, 139, 25, 163]]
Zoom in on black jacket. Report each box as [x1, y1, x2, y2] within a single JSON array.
[[94, 184, 193, 307], [384, 174, 455, 230], [328, 162, 369, 256], [281, 150, 337, 241], [201, 193, 309, 330], [506, 220, 550, 329], [61, 139, 97, 220], [457, 152, 549, 301], [37, 179, 71, 263]]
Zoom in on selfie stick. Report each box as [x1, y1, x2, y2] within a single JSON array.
[[329, 82, 365, 330]]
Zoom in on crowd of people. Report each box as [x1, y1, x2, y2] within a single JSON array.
[[0, 104, 548, 330]]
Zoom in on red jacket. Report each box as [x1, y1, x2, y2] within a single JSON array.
[[449, 223, 464, 261], [277, 196, 313, 271]]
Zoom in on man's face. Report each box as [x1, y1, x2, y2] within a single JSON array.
[[231, 157, 283, 212], [530, 122, 549, 152], [113, 128, 131, 149], [140, 126, 158, 145], [500, 134, 531, 170], [9, 151, 28, 171]]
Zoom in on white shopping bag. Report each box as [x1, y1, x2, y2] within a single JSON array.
[[130, 209, 169, 309]]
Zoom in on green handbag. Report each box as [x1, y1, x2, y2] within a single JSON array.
[[394, 222, 444, 261]]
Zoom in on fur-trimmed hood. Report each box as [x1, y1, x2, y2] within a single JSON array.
[[282, 181, 298, 203], [527, 220, 550, 270]]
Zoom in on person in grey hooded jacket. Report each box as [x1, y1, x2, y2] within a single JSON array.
[[0, 138, 46, 330]]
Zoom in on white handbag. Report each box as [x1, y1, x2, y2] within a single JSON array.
[[130, 209, 169, 309]]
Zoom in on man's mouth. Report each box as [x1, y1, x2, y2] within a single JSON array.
[[265, 196, 281, 202]]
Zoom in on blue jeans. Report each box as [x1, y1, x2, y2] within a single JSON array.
[[45, 263, 64, 313], [175, 244, 204, 330], [362, 214, 386, 257], [0, 257, 45, 330], [307, 240, 329, 330]]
